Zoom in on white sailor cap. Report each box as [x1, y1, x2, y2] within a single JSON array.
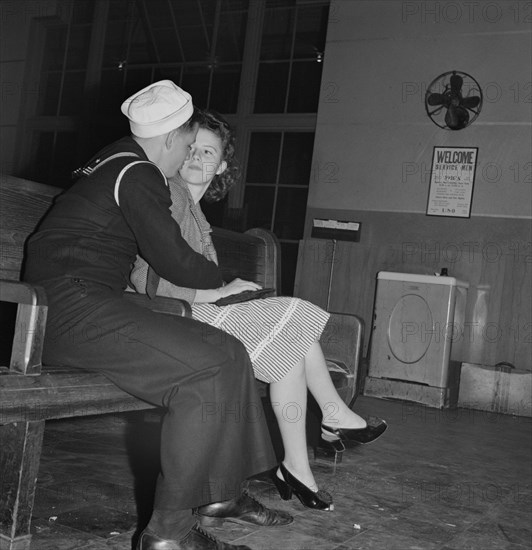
[[121, 80, 193, 138]]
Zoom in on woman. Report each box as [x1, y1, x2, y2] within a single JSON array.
[[130, 109, 386, 511]]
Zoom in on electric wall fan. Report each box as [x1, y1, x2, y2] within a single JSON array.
[[425, 71, 483, 130]]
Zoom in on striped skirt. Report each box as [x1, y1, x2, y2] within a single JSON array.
[[191, 297, 330, 383]]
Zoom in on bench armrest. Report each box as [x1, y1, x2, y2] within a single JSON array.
[[0, 279, 48, 375], [0, 279, 47, 306], [0, 282, 193, 377], [320, 312, 364, 408], [123, 292, 192, 317]]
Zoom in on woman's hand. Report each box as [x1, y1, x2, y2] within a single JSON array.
[[217, 278, 261, 298], [193, 278, 261, 304]]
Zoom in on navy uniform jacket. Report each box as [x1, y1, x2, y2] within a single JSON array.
[[24, 137, 223, 292]]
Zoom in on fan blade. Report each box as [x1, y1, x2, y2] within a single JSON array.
[[445, 105, 469, 130], [450, 73, 463, 94], [427, 92, 447, 106], [461, 95, 481, 109]]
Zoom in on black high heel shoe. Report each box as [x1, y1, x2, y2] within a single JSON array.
[[321, 416, 387, 445], [271, 463, 334, 511]]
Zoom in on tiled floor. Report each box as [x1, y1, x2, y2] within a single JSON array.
[[30, 396, 532, 550]]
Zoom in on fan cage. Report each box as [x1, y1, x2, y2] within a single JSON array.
[[425, 70, 483, 130]]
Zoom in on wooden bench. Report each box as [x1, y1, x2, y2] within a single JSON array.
[[0, 174, 363, 549], [0, 174, 284, 549]]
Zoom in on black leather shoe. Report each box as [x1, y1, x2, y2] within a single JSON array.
[[195, 491, 293, 527], [137, 524, 252, 549], [272, 463, 333, 511], [321, 415, 387, 445]]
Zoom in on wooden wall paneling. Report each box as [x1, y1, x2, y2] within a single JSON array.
[[498, 253, 531, 368], [514, 256, 531, 368], [295, 229, 531, 371], [293, 239, 333, 310], [476, 250, 508, 367]]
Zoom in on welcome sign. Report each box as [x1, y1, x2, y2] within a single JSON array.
[[427, 146, 478, 218]]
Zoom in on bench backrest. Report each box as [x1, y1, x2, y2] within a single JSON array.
[[0, 174, 280, 290], [0, 176, 60, 280]]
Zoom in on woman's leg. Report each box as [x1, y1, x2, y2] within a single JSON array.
[[269, 339, 369, 491], [303, 341, 367, 430], [269, 359, 318, 490]]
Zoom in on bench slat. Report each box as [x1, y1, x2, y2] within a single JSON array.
[[0, 370, 155, 423]]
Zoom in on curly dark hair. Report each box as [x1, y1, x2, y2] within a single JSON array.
[[189, 109, 240, 203]]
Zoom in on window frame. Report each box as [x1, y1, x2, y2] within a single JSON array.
[[16, 0, 330, 293]]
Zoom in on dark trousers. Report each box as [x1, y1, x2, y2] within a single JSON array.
[[39, 277, 275, 511]]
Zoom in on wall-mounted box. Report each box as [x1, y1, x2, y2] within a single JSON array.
[[311, 218, 361, 242]]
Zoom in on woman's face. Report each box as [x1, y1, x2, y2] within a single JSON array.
[[180, 128, 227, 188]]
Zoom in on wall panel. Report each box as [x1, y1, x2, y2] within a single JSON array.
[[296, 210, 531, 371]]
